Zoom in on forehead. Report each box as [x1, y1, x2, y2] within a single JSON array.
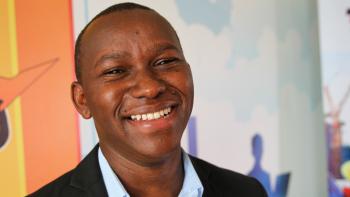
[[80, 9, 181, 58]]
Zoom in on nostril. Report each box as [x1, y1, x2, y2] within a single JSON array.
[[131, 77, 166, 99]]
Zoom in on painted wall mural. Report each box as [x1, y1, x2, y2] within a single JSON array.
[[0, 1, 79, 196], [0, 58, 58, 150], [248, 134, 290, 197], [318, 0, 350, 196]]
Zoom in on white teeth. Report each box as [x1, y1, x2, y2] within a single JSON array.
[[130, 107, 172, 121], [154, 112, 160, 119], [163, 107, 170, 115], [147, 113, 154, 120]]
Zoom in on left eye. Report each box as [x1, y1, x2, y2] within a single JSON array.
[[155, 58, 177, 66], [104, 68, 125, 75]]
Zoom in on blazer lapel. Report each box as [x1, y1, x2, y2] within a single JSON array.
[[189, 155, 220, 197], [68, 147, 221, 197], [69, 144, 108, 197]]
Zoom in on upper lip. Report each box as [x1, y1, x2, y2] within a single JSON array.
[[120, 101, 178, 118]]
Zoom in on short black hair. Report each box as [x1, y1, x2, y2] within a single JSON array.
[[74, 2, 153, 82]]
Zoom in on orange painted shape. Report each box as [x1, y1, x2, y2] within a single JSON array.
[[0, 0, 27, 196], [0, 1, 13, 76], [0, 58, 58, 111], [14, 0, 79, 193]]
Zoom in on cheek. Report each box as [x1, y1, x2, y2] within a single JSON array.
[[86, 84, 123, 117], [184, 73, 194, 96], [177, 71, 194, 100], [166, 70, 194, 110], [168, 69, 193, 93]]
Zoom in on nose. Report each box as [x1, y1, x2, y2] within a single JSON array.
[[130, 70, 166, 99]]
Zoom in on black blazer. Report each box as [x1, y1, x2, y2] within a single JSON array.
[[28, 145, 267, 197]]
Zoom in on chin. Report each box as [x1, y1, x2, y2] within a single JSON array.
[[135, 140, 181, 162]]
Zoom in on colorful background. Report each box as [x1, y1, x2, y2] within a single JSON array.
[[318, 0, 350, 196], [2, 0, 347, 196], [0, 1, 79, 196]]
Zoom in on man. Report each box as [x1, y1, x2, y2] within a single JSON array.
[[29, 2, 267, 197]]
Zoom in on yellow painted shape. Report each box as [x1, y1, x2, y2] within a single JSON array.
[[341, 160, 350, 180], [0, 0, 17, 76], [0, 0, 26, 196]]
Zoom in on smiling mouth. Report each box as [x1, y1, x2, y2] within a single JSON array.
[[129, 107, 172, 121]]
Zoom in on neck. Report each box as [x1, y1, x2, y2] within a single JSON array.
[[101, 144, 184, 197]]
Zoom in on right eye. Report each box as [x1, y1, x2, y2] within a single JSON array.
[[103, 67, 126, 75]]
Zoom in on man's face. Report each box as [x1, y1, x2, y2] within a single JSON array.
[[73, 10, 194, 162]]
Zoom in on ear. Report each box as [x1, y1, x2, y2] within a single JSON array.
[[71, 82, 92, 119]]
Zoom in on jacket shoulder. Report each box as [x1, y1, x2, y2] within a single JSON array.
[[26, 145, 106, 197], [27, 169, 83, 197], [190, 155, 267, 197]]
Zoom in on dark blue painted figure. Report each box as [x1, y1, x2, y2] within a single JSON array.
[[187, 121, 292, 196], [248, 133, 290, 197], [248, 134, 272, 195], [0, 99, 9, 148]]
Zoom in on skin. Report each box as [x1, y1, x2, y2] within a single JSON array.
[[71, 9, 194, 197]]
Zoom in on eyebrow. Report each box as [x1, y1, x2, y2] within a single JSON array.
[[94, 51, 130, 68], [94, 43, 182, 68], [150, 42, 182, 55]]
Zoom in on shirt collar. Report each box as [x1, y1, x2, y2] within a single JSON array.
[[98, 148, 129, 197], [178, 152, 204, 197], [98, 148, 203, 197]]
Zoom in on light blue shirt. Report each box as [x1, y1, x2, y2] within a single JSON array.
[[98, 148, 203, 197]]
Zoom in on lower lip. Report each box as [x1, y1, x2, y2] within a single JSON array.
[[125, 107, 177, 133]]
